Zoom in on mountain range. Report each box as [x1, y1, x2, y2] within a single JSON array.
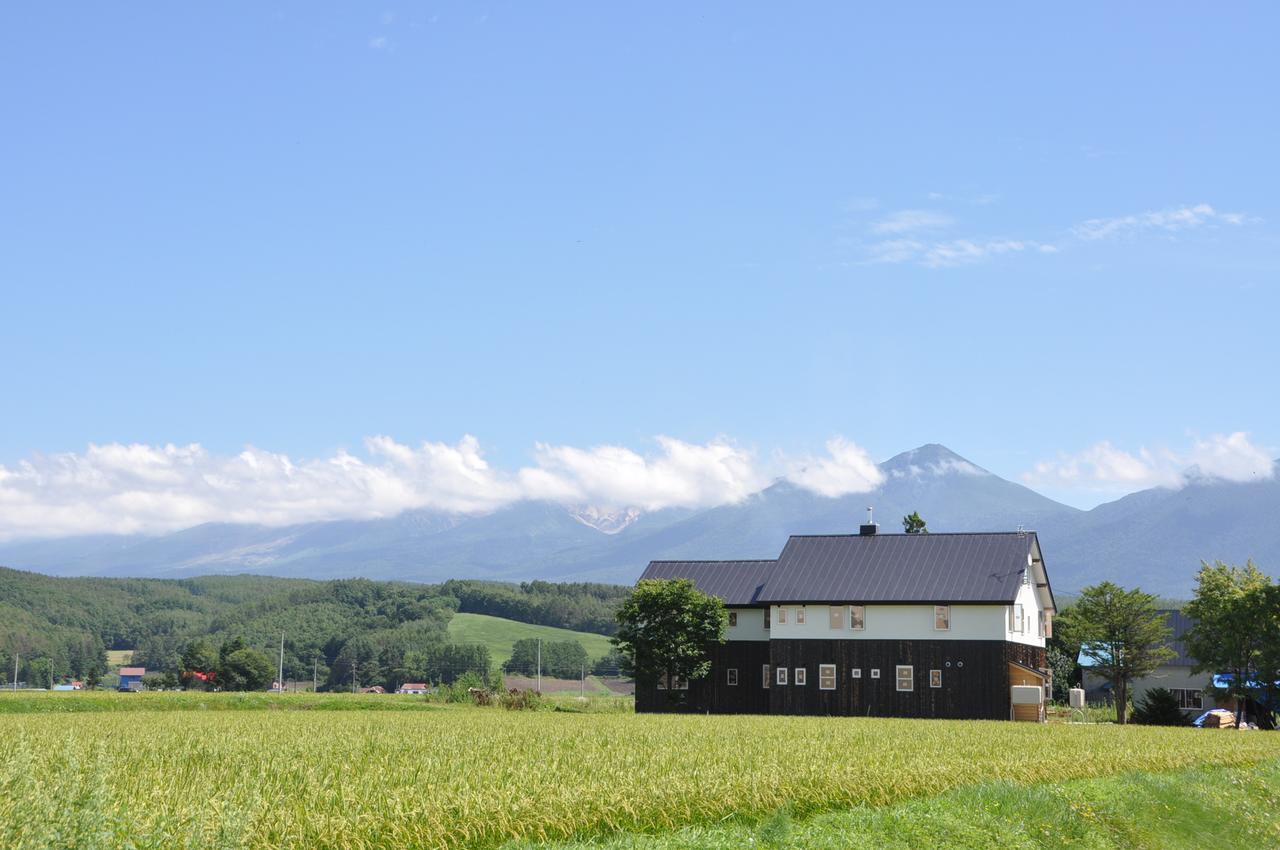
[[2, 444, 1277, 597]]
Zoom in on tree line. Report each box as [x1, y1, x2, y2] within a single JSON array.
[[0, 567, 631, 690]]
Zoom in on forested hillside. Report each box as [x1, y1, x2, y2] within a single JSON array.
[[0, 567, 629, 690]]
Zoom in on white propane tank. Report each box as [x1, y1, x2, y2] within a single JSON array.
[[1069, 688, 1085, 709]]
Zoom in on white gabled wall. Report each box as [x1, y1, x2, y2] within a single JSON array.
[[1005, 580, 1046, 647], [726, 607, 769, 641], [769, 604, 1012, 641]]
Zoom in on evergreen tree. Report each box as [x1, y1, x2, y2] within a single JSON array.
[[1056, 582, 1174, 724], [902, 512, 929, 534]]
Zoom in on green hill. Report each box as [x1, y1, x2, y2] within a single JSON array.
[[446, 613, 615, 669]]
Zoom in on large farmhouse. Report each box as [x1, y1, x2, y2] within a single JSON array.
[[635, 520, 1056, 721]]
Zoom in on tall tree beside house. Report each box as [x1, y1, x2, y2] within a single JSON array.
[[902, 512, 928, 534], [1183, 560, 1274, 728], [1257, 584, 1280, 726], [613, 579, 726, 700], [1056, 581, 1174, 724]]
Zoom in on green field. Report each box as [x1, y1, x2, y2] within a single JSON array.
[[104, 650, 133, 668], [2, 695, 1279, 850], [446, 612, 615, 669]]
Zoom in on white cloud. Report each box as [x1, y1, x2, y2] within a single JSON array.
[[1072, 203, 1249, 241], [519, 437, 765, 512], [1022, 432, 1275, 492], [870, 209, 953, 235], [866, 238, 1056, 268], [783, 438, 885, 498], [368, 36, 389, 49], [0, 434, 898, 540]]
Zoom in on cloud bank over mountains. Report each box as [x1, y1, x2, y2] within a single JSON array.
[[0, 435, 883, 541], [1021, 431, 1275, 492], [0, 432, 1271, 541]]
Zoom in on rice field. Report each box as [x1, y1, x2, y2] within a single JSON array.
[[3, 705, 1279, 850]]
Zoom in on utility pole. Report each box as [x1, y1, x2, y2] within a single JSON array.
[[12, 653, 17, 691], [352, 659, 358, 694], [313, 657, 318, 693], [536, 638, 541, 693], [277, 630, 285, 693], [580, 662, 585, 697]]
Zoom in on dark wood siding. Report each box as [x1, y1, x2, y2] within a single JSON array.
[[635, 641, 770, 714], [767, 639, 1028, 720], [637, 639, 1048, 719]]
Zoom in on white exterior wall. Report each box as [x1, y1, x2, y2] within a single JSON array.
[[1083, 665, 1219, 713], [726, 607, 769, 641], [769, 603, 1010, 641], [1005, 580, 1047, 647]]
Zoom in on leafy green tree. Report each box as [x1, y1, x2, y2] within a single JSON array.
[[614, 579, 726, 699], [902, 512, 929, 534], [1256, 584, 1280, 728], [180, 639, 220, 689], [1183, 560, 1274, 727], [217, 641, 275, 691], [592, 648, 625, 677], [1045, 645, 1077, 702], [1055, 582, 1174, 724], [83, 667, 100, 690], [503, 638, 541, 676]]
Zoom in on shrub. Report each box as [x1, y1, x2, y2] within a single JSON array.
[[499, 688, 543, 711], [1132, 687, 1192, 726]]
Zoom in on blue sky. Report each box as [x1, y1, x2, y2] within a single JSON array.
[[2, 3, 1278, 537]]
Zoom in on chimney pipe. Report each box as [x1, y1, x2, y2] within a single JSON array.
[[859, 506, 878, 536]]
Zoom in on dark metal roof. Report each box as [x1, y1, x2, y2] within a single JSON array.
[[757, 532, 1038, 604], [1159, 609, 1198, 666], [638, 560, 775, 605]]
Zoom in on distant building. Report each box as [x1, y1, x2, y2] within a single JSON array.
[[358, 685, 386, 694], [634, 523, 1056, 721], [117, 667, 146, 691], [397, 683, 428, 695], [1080, 609, 1217, 714]]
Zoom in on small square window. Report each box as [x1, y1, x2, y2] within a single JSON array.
[[896, 665, 913, 692], [870, 668, 880, 679], [829, 606, 843, 630], [796, 607, 806, 625], [930, 669, 942, 688], [762, 664, 771, 689], [819, 664, 836, 690], [934, 605, 950, 631], [777, 607, 787, 625], [852, 668, 862, 679], [794, 667, 806, 686], [776, 667, 788, 686], [728, 611, 738, 627], [727, 668, 739, 686], [849, 605, 865, 630]]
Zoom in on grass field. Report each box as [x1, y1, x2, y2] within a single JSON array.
[[2, 696, 1279, 849], [515, 760, 1280, 849], [104, 649, 133, 668], [446, 612, 615, 668]]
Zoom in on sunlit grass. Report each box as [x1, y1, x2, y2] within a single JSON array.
[[2, 708, 1277, 849]]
